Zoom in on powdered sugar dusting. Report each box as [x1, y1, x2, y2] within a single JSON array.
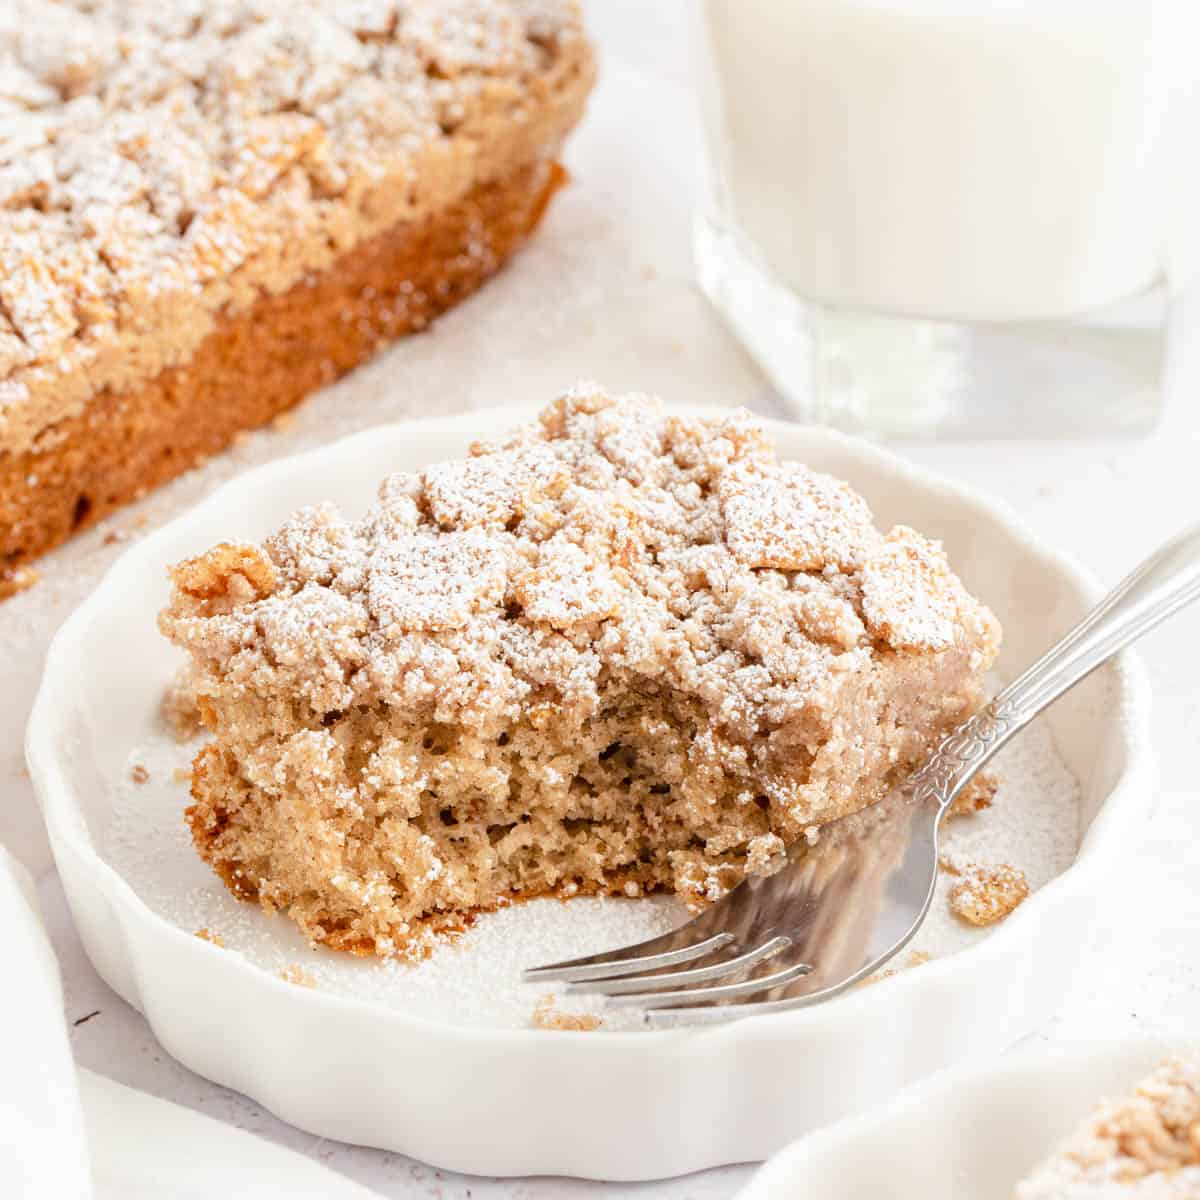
[[163, 391, 999, 793], [860, 524, 972, 652], [368, 529, 509, 633], [719, 460, 879, 573], [100, 699, 1080, 1031]]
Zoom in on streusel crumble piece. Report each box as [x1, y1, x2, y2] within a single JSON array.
[[946, 860, 1029, 927]]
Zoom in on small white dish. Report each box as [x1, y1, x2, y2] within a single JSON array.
[[28, 406, 1150, 1179], [737, 1035, 1200, 1200]]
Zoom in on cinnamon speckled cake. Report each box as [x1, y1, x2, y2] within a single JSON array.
[[159, 386, 1000, 957], [0, 0, 593, 594], [1018, 1056, 1200, 1198]]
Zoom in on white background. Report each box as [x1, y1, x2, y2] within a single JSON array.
[[4, 3, 1198, 1196]]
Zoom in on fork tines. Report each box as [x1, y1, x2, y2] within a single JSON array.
[[523, 929, 813, 1023]]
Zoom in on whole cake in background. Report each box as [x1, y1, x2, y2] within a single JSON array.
[[1017, 1055, 1200, 1198], [160, 385, 1000, 958], [0, 0, 594, 595]]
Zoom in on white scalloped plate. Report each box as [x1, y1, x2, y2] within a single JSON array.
[[737, 1036, 1200, 1199], [27, 406, 1150, 1180]]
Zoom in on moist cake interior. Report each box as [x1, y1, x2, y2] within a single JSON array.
[[161, 388, 1000, 957]]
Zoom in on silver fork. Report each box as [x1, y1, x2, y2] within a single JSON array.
[[524, 524, 1200, 1026]]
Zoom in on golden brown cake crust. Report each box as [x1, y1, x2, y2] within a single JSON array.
[[0, 157, 564, 596], [161, 390, 1002, 959]]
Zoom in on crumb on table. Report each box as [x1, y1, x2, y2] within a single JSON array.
[[1016, 1054, 1200, 1195], [195, 928, 225, 948], [130, 763, 150, 784]]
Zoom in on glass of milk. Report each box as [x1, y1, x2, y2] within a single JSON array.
[[695, 0, 1199, 436]]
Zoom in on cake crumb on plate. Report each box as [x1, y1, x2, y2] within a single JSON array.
[[280, 964, 317, 989], [532, 995, 603, 1032], [947, 861, 1029, 926]]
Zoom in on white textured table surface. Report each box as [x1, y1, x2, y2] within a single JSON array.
[[6, 4, 1200, 1198]]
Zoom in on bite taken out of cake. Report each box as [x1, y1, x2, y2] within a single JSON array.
[[159, 386, 1000, 958]]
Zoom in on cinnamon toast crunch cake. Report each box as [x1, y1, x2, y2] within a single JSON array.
[[0, 0, 593, 595], [160, 387, 1000, 957], [1018, 1055, 1200, 1198]]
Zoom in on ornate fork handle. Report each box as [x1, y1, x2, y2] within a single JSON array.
[[913, 522, 1200, 815], [908, 697, 1022, 811]]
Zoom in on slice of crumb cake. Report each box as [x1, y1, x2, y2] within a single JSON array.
[[159, 386, 1000, 957], [1017, 1055, 1200, 1198]]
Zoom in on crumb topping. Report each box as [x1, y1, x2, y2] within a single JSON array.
[[163, 388, 997, 754], [1019, 1055, 1200, 1197], [719, 460, 878, 572], [0, 0, 592, 449], [945, 769, 998, 820]]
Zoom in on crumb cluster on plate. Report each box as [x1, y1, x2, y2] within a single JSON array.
[[160, 386, 1000, 958]]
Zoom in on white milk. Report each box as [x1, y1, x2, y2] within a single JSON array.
[[702, 0, 1198, 323]]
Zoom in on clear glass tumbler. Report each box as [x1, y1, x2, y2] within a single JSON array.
[[694, 0, 1199, 438]]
